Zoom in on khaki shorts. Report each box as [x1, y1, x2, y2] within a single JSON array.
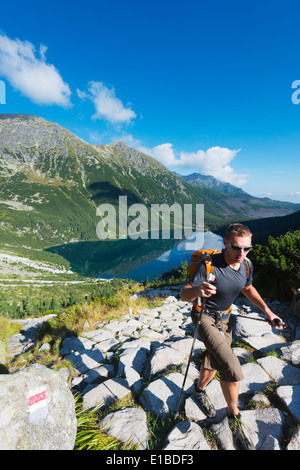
[[191, 309, 244, 382]]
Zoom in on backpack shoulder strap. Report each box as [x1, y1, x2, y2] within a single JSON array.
[[202, 252, 214, 279], [244, 257, 250, 278]]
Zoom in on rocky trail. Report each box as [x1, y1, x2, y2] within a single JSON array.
[[1, 286, 300, 450]]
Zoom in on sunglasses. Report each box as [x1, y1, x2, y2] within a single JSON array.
[[225, 239, 252, 252]]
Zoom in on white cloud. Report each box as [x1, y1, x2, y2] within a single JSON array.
[[0, 34, 71, 107], [77, 81, 136, 125], [116, 134, 249, 187], [149, 143, 178, 167], [177, 146, 249, 186]]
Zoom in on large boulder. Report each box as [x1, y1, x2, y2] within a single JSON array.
[[0, 364, 77, 450]]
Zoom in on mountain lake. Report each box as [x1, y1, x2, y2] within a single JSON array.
[[108, 231, 224, 282]]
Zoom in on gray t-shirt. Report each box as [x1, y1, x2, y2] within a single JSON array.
[[189, 251, 253, 312]]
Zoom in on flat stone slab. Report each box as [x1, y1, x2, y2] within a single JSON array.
[[162, 421, 211, 450], [257, 356, 300, 385], [83, 329, 115, 343], [145, 345, 187, 377], [275, 385, 300, 423], [243, 333, 286, 354], [278, 342, 300, 365], [233, 315, 272, 338], [117, 346, 149, 375], [211, 408, 284, 450], [168, 337, 205, 356], [140, 372, 193, 417], [239, 363, 271, 395], [99, 407, 149, 450], [82, 378, 131, 410], [60, 336, 94, 355], [239, 408, 285, 450], [64, 349, 104, 374]]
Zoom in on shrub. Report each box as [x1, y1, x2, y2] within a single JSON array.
[[251, 230, 300, 300]]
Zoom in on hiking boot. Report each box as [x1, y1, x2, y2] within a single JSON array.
[[228, 413, 255, 450], [193, 380, 216, 418]]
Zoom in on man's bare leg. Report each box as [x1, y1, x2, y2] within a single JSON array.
[[194, 365, 217, 417], [197, 365, 216, 390], [220, 380, 240, 415]]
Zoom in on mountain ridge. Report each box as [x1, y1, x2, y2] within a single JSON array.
[[174, 171, 248, 195], [0, 113, 299, 278]]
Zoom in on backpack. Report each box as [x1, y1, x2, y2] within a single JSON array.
[[187, 249, 250, 312]]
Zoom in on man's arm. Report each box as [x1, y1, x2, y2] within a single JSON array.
[[242, 284, 283, 329]]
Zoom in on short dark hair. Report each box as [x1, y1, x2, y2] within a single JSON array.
[[225, 223, 252, 240]]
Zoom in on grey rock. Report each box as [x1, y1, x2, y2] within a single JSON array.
[[243, 333, 286, 354], [232, 347, 253, 364], [65, 349, 104, 374], [260, 435, 281, 450], [210, 416, 236, 450], [169, 337, 204, 356], [117, 346, 149, 376], [6, 333, 35, 358], [211, 408, 284, 450], [0, 364, 76, 450], [279, 341, 300, 365], [239, 363, 271, 395], [275, 385, 300, 423], [119, 337, 151, 352], [60, 335, 93, 356], [257, 356, 300, 385], [99, 407, 148, 449], [82, 364, 115, 384], [233, 315, 271, 338], [83, 328, 115, 342], [145, 345, 187, 377], [124, 366, 142, 394], [162, 421, 211, 450], [239, 408, 285, 450], [140, 372, 193, 417], [5, 289, 300, 450], [287, 428, 300, 450], [82, 378, 131, 410]]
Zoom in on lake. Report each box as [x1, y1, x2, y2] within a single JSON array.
[[124, 231, 224, 281], [47, 230, 224, 282]]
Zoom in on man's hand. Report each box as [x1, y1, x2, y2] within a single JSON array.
[[199, 276, 217, 298], [242, 285, 287, 330], [180, 274, 216, 303], [266, 314, 286, 330]]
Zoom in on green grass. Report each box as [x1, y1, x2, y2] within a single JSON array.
[[74, 396, 140, 450]]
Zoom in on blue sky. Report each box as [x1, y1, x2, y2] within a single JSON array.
[[0, 0, 300, 203]]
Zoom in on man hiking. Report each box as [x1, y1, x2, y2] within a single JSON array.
[[180, 223, 284, 450]]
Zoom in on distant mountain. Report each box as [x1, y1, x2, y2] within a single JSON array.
[[177, 170, 300, 220], [0, 114, 299, 258], [176, 172, 247, 195]]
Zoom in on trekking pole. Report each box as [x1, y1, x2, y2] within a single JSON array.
[[175, 273, 213, 417]]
